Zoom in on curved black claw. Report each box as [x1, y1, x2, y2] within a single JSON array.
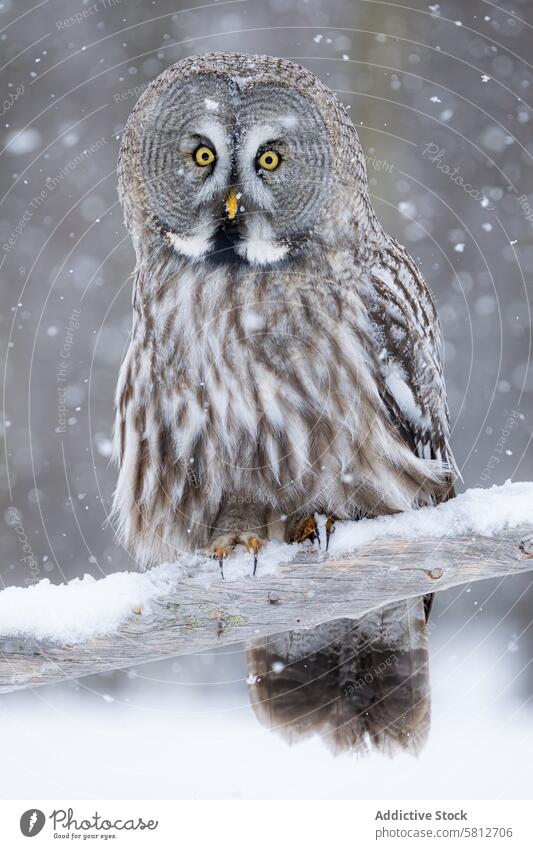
[[213, 553, 225, 580], [325, 517, 335, 552], [252, 549, 259, 577]]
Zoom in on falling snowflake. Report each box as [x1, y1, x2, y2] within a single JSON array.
[[507, 636, 519, 653]]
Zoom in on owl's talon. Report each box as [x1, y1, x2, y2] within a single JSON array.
[[325, 517, 335, 552], [244, 536, 264, 577], [289, 515, 320, 546], [212, 545, 230, 580], [206, 534, 265, 578], [208, 539, 233, 580]]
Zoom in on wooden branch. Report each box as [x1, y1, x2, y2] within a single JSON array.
[[1, 526, 532, 694]]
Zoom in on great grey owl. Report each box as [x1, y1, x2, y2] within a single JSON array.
[[114, 53, 456, 753]]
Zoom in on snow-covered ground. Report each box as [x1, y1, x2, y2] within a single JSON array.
[[0, 617, 531, 800], [0, 480, 531, 643]]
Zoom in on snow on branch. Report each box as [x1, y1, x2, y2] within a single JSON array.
[[0, 481, 532, 694]]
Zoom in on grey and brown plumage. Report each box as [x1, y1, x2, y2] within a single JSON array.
[[114, 52, 456, 568], [114, 53, 457, 753]]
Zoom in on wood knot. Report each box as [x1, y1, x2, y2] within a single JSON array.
[[519, 537, 533, 558], [267, 592, 280, 604], [427, 567, 443, 580]]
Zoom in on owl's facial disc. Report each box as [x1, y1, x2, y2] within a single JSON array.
[[140, 76, 331, 267]]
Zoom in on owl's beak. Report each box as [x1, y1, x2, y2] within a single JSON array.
[[224, 190, 238, 221]]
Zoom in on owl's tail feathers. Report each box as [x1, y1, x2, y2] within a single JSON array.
[[246, 597, 430, 757]]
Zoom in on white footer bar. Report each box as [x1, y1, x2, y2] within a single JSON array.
[[1, 800, 531, 848]]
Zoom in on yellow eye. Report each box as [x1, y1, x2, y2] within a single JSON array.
[[257, 150, 280, 171], [194, 145, 216, 167]]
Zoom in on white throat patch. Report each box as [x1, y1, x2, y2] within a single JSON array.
[[235, 217, 289, 266], [165, 229, 213, 259]]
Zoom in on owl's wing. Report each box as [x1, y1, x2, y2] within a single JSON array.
[[366, 238, 458, 479]]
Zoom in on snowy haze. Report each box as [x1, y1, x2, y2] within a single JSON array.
[[1, 624, 531, 800]]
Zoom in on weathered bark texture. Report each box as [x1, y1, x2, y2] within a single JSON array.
[[1, 527, 532, 694]]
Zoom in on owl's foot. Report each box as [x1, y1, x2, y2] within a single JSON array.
[[325, 517, 335, 551], [204, 532, 266, 579], [286, 514, 320, 547]]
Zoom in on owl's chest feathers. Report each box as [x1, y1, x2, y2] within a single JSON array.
[[139, 257, 387, 472]]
